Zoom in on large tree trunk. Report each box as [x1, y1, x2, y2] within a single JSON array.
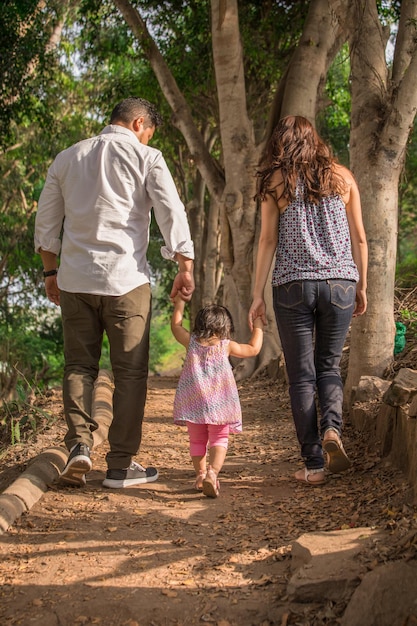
[[210, 0, 267, 378], [256, 0, 349, 378], [113, 0, 281, 377], [112, 0, 226, 324], [342, 0, 417, 396], [266, 0, 348, 139]]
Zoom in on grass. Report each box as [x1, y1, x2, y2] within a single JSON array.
[[150, 315, 187, 375]]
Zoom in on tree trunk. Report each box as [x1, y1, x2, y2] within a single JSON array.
[[202, 196, 222, 307], [255, 0, 350, 378], [343, 0, 417, 396], [112, 0, 225, 202], [112, 0, 226, 323], [113, 0, 282, 378], [265, 0, 348, 139], [211, 0, 276, 378]]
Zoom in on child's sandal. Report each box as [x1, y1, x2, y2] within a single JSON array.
[[202, 468, 220, 498], [194, 470, 206, 491]]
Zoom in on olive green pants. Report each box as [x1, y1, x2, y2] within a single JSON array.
[[60, 284, 151, 470]]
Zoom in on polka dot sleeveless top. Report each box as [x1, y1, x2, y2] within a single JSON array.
[[272, 182, 359, 286]]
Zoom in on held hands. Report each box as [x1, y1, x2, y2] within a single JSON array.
[[252, 316, 265, 330], [171, 292, 186, 310], [170, 270, 195, 302], [248, 297, 267, 331]]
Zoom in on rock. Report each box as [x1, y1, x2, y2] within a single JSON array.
[[287, 527, 384, 603], [340, 561, 417, 626], [354, 376, 391, 403], [409, 394, 417, 417], [383, 368, 417, 407]]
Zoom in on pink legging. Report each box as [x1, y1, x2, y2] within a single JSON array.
[[186, 421, 230, 456]]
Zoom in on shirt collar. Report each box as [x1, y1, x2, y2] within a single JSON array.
[[100, 124, 139, 143]]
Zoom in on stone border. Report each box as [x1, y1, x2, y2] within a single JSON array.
[[351, 368, 417, 503], [0, 370, 114, 534]]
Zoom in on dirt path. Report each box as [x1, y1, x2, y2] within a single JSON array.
[[0, 376, 414, 626]]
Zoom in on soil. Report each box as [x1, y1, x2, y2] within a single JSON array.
[[0, 371, 416, 626]]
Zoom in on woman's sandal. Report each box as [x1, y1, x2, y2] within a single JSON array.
[[194, 470, 206, 491], [294, 467, 326, 486], [202, 468, 220, 498], [323, 429, 352, 474]]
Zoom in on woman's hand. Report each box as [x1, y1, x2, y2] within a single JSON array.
[[248, 297, 267, 330]]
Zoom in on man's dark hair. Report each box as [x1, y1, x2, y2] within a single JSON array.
[[110, 97, 163, 129]]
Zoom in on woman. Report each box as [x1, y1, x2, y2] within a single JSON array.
[[249, 115, 368, 486]]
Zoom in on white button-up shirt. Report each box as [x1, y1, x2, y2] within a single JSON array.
[[34, 125, 194, 295]]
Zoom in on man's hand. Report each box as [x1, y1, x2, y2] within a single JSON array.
[[170, 270, 195, 302], [45, 275, 60, 306]]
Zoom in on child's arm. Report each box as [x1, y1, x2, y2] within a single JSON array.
[[228, 317, 264, 358], [171, 295, 191, 348]]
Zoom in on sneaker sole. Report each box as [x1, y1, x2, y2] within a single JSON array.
[[323, 440, 351, 473], [102, 470, 159, 489], [60, 456, 92, 487]]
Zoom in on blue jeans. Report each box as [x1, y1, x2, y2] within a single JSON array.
[[273, 279, 356, 470]]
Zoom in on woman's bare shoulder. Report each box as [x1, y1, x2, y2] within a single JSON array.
[[333, 162, 355, 184]]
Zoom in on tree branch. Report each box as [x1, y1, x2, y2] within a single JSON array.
[[392, 0, 417, 84], [112, 0, 225, 201]]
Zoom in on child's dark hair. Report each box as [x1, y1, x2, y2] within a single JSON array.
[[193, 305, 234, 340]]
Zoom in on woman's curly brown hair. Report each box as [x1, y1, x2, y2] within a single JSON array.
[[255, 115, 346, 205]]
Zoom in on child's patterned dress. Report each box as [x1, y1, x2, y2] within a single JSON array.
[[173, 335, 242, 432]]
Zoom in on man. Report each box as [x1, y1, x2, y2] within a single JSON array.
[[35, 97, 195, 488]]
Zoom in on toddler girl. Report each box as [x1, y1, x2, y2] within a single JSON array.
[[171, 296, 263, 498]]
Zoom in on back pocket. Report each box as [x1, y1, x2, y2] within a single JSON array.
[[276, 281, 304, 308], [328, 280, 356, 310]]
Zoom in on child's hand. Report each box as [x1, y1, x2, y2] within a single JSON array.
[[248, 298, 267, 330], [171, 293, 185, 305], [253, 316, 265, 329]]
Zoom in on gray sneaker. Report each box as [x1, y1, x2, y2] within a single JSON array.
[[60, 443, 92, 486], [102, 461, 159, 488]]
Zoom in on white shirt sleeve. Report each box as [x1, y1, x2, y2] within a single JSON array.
[[34, 161, 65, 255], [146, 153, 194, 261]]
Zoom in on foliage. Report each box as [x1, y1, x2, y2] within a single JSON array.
[[0, 301, 64, 399], [317, 46, 351, 166], [0, 0, 416, 401], [149, 314, 172, 374], [397, 120, 417, 285], [0, 385, 59, 451], [398, 308, 417, 340], [0, 0, 68, 147], [150, 311, 188, 375]]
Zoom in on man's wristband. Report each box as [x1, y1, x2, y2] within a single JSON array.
[[43, 269, 58, 278]]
